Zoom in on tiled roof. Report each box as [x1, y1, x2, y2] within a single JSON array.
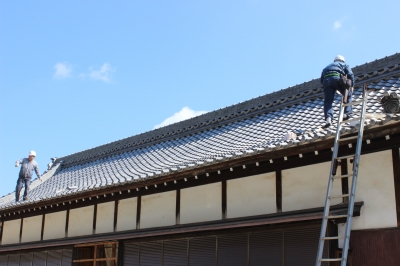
[[1, 53, 400, 211]]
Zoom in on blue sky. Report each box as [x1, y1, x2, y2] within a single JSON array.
[[1, 1, 399, 197]]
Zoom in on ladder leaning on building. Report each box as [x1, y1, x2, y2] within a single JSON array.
[[316, 84, 369, 266]]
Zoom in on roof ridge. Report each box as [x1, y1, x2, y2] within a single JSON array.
[[57, 53, 400, 166]]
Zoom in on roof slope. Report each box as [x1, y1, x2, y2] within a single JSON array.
[[1, 53, 400, 211]]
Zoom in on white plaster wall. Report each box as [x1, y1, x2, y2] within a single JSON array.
[[282, 161, 342, 212], [116, 197, 137, 231], [227, 172, 276, 218], [1, 219, 21, 245], [181, 182, 222, 224], [68, 206, 94, 237], [43, 211, 66, 240], [140, 191, 176, 229], [96, 201, 115, 234], [348, 150, 397, 230], [21, 215, 42, 243]]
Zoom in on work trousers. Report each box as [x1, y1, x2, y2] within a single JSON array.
[[16, 176, 31, 201], [323, 76, 353, 119]]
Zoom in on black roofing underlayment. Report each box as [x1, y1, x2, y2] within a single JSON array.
[[1, 53, 400, 210]]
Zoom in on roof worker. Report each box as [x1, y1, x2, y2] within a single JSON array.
[[15, 151, 41, 201], [321, 55, 355, 128]]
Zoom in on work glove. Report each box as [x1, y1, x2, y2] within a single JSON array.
[[15, 162, 19, 167]]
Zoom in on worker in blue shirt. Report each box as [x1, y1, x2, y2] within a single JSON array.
[[321, 55, 355, 128], [15, 151, 41, 201]]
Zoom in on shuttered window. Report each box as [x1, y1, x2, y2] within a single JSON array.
[[123, 224, 330, 265], [6, 255, 19, 266], [249, 230, 283, 265], [0, 255, 8, 266], [218, 234, 248, 266], [188, 236, 216, 266], [163, 239, 187, 266], [19, 253, 33, 266]]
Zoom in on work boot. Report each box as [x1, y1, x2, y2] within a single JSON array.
[[343, 114, 353, 121], [322, 117, 332, 129], [23, 197, 28, 201]]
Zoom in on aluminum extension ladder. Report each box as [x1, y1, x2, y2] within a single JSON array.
[[315, 84, 369, 266]]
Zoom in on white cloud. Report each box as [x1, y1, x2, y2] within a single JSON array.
[[53, 62, 72, 79], [333, 20, 342, 30], [154, 107, 208, 129], [88, 63, 114, 82]]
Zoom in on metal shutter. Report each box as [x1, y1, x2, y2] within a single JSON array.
[[20, 252, 33, 266], [188, 236, 216, 266], [163, 239, 187, 266], [0, 255, 8, 266], [284, 227, 328, 266], [7, 254, 20, 266], [217, 234, 248, 266], [139, 242, 162, 266], [61, 249, 72, 266], [33, 251, 47, 266], [46, 250, 62, 266], [249, 230, 283, 266], [123, 243, 139, 265]]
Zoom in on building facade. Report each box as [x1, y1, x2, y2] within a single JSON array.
[[1, 53, 400, 265]]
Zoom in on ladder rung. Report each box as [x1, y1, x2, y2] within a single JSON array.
[[338, 135, 358, 142], [341, 117, 360, 124], [320, 258, 343, 262], [336, 155, 354, 160], [322, 236, 344, 240], [327, 215, 348, 219], [332, 174, 353, 179], [329, 194, 350, 199], [343, 100, 363, 107]]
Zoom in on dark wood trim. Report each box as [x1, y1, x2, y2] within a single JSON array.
[[222, 180, 227, 219], [40, 214, 45, 241], [65, 209, 70, 238], [175, 189, 180, 225], [93, 204, 98, 234], [392, 148, 400, 227], [0, 220, 3, 245], [19, 218, 23, 243], [113, 200, 118, 232], [3, 128, 400, 222], [136, 196, 141, 230], [341, 159, 349, 203], [276, 170, 282, 213]]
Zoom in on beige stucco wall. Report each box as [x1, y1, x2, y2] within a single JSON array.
[[116, 197, 137, 231], [181, 182, 222, 224], [1, 219, 21, 245], [227, 172, 276, 218], [140, 191, 176, 229], [43, 211, 66, 240], [96, 201, 115, 234], [68, 206, 94, 237], [282, 161, 343, 212], [338, 150, 398, 240], [21, 215, 42, 243]]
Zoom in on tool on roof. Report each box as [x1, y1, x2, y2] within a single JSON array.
[[315, 84, 369, 266]]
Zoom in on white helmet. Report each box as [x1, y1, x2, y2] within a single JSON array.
[[29, 150, 36, 157], [334, 55, 345, 63]]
